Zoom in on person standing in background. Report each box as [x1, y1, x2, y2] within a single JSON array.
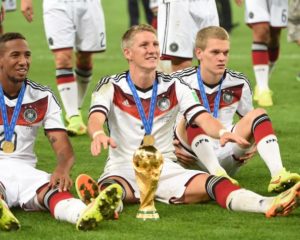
[[157, 0, 219, 72], [127, 0, 153, 26], [216, 0, 238, 33], [235, 0, 288, 107], [287, 0, 300, 81], [20, 0, 107, 136]]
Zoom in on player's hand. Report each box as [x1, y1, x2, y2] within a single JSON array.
[[21, 0, 34, 22], [238, 144, 257, 161], [173, 139, 197, 167], [220, 132, 250, 147], [49, 169, 73, 192], [91, 133, 117, 156]]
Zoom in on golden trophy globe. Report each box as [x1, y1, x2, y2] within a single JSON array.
[[133, 135, 164, 220]]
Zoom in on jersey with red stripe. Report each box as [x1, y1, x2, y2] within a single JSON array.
[[90, 71, 206, 169], [0, 79, 65, 167], [173, 67, 254, 129]]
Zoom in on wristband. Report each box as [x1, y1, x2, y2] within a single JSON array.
[[218, 129, 229, 138], [92, 130, 105, 139]]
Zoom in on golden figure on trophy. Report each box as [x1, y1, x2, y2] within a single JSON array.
[[133, 135, 163, 220]]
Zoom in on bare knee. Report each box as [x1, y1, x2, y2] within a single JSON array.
[[53, 49, 73, 68], [180, 174, 211, 204], [171, 57, 192, 72], [245, 108, 267, 123], [252, 24, 270, 43], [252, 108, 267, 117], [76, 51, 93, 69]]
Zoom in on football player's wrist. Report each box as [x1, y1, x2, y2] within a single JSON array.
[[218, 129, 229, 138], [92, 130, 105, 140]]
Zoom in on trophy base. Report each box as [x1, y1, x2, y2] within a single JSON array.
[[136, 210, 159, 220]]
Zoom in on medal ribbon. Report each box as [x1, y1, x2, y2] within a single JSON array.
[[197, 67, 223, 118], [126, 73, 158, 135], [0, 83, 26, 142]]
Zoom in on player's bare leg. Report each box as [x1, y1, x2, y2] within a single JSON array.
[[268, 27, 281, 77], [171, 57, 193, 72], [54, 49, 87, 136], [251, 23, 273, 106], [75, 51, 93, 111]]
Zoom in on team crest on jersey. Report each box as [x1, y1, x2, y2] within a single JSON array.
[[24, 108, 37, 123], [169, 42, 179, 52], [222, 90, 234, 104], [157, 97, 170, 111], [249, 12, 254, 19]]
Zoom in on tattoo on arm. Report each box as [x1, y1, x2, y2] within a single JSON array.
[[48, 135, 58, 145]]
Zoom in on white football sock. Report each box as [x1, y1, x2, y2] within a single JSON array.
[[75, 68, 92, 108], [226, 189, 273, 213], [257, 135, 283, 177], [191, 134, 226, 175], [254, 65, 269, 90], [54, 198, 86, 224], [57, 81, 79, 118]]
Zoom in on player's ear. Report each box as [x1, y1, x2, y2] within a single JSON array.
[[195, 48, 202, 61], [123, 48, 131, 61]]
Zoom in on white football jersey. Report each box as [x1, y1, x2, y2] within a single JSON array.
[[0, 79, 65, 167], [90, 71, 206, 170], [173, 67, 254, 130]]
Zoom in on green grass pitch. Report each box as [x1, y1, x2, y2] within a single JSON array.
[[1, 1, 300, 239]]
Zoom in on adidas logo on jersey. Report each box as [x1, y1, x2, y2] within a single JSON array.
[[122, 100, 130, 107]]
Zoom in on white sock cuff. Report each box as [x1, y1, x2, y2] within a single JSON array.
[[191, 134, 212, 146]]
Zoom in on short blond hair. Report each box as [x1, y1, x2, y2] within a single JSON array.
[[121, 24, 157, 50], [195, 26, 229, 50]]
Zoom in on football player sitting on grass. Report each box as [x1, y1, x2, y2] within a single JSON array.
[[0, 32, 122, 232], [76, 24, 300, 223], [172, 26, 300, 193]]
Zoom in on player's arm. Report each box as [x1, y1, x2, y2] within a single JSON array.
[[193, 112, 250, 147], [46, 130, 74, 192], [0, 2, 5, 23], [21, 0, 34, 22], [88, 112, 117, 156]]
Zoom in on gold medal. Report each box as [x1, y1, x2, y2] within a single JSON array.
[[2, 141, 15, 153], [143, 135, 155, 146]]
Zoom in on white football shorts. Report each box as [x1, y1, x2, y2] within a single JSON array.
[[43, 0, 106, 52], [0, 160, 50, 209], [245, 0, 288, 27], [98, 158, 205, 204], [158, 0, 219, 59]]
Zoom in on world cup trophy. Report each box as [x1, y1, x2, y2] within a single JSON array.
[[133, 135, 163, 220]]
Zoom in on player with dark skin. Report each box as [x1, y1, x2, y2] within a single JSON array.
[[0, 32, 121, 232]]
